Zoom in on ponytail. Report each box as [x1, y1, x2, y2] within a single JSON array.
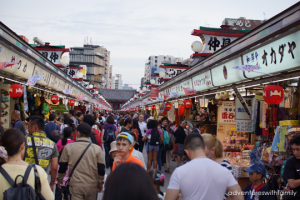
[[62, 127, 72, 146], [214, 138, 223, 158]]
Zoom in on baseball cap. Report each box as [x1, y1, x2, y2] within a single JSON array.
[[77, 123, 91, 137], [243, 163, 267, 177], [117, 132, 133, 144]]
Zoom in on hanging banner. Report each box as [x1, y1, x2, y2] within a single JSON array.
[[235, 96, 252, 120], [218, 101, 236, 124], [233, 86, 251, 119], [0, 62, 20, 69], [183, 87, 197, 95], [26, 75, 44, 86], [150, 86, 159, 98], [63, 89, 72, 94], [23, 85, 28, 112]]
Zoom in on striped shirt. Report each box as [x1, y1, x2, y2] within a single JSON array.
[[220, 159, 233, 200]]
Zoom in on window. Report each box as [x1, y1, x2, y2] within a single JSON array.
[[155, 60, 157, 63]]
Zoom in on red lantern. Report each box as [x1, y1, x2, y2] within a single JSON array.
[[152, 105, 156, 110], [165, 102, 172, 111], [69, 99, 75, 106], [178, 105, 185, 117], [263, 85, 284, 105], [9, 84, 23, 99], [138, 107, 141, 111], [51, 94, 59, 104], [263, 85, 284, 129], [183, 99, 192, 109], [145, 106, 149, 110], [93, 105, 96, 109]]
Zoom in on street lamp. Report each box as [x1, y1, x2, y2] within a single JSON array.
[[76, 72, 83, 79], [150, 79, 155, 85], [89, 84, 93, 89], [159, 71, 166, 78], [191, 41, 203, 53]]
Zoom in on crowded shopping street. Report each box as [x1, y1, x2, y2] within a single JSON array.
[[1, 1, 300, 200]]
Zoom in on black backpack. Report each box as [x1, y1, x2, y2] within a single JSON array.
[[0, 165, 36, 200], [104, 125, 116, 142], [90, 132, 98, 145], [149, 128, 160, 146]]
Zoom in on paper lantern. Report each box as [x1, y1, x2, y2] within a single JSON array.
[[138, 107, 141, 111], [178, 105, 185, 117], [69, 99, 75, 106], [165, 102, 172, 111], [152, 105, 156, 110], [51, 94, 59, 104], [9, 84, 23, 99], [93, 105, 96, 109], [263, 85, 284, 105], [183, 99, 192, 109], [145, 106, 149, 110]]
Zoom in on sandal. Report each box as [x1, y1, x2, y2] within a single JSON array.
[[165, 169, 172, 174]]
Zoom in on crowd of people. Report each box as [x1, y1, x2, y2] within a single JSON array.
[[1, 110, 296, 200]]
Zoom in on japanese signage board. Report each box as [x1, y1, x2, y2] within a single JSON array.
[[218, 101, 236, 124], [38, 50, 66, 66], [23, 85, 28, 112], [242, 31, 300, 79], [236, 120, 252, 132], [63, 65, 86, 79], [32, 65, 51, 86], [217, 123, 225, 132], [211, 57, 245, 87], [201, 35, 239, 54], [222, 18, 264, 30], [52, 104, 71, 113], [233, 87, 252, 119], [160, 67, 185, 79], [192, 70, 213, 92], [0, 44, 35, 79], [150, 86, 159, 98]]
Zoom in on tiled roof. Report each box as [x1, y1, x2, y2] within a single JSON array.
[[100, 89, 134, 101]]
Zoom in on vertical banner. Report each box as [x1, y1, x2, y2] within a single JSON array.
[[233, 86, 251, 118], [23, 85, 28, 112], [150, 86, 159, 98]]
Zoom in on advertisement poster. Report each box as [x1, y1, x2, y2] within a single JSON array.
[[236, 120, 252, 132], [218, 101, 236, 124], [217, 123, 225, 132], [235, 97, 252, 120]]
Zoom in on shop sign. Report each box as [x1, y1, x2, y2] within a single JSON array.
[[222, 18, 264, 30], [52, 104, 71, 113], [236, 120, 252, 132], [63, 65, 86, 79], [217, 123, 225, 132], [38, 50, 66, 66], [218, 101, 236, 124], [170, 79, 193, 96], [32, 65, 51, 86], [48, 75, 65, 91], [243, 31, 300, 79], [211, 57, 245, 87], [161, 67, 185, 79], [234, 88, 252, 120], [0, 44, 36, 79], [201, 35, 239, 54], [150, 86, 159, 98], [192, 71, 213, 92]]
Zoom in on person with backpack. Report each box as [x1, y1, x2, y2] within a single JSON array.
[[44, 113, 61, 143], [57, 123, 105, 200], [0, 128, 54, 199], [121, 118, 133, 132], [142, 120, 163, 170], [55, 127, 74, 200], [173, 121, 187, 167], [160, 117, 172, 174], [101, 116, 117, 169], [11, 110, 26, 136]]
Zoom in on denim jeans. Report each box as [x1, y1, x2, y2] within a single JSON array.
[[104, 142, 112, 169], [55, 186, 68, 200], [157, 144, 163, 170]]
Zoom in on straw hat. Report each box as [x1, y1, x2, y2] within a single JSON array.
[[109, 141, 118, 155]]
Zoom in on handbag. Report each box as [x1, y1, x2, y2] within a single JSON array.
[[29, 136, 46, 200], [66, 142, 92, 198]]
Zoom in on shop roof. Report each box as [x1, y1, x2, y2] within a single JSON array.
[[99, 89, 135, 101]]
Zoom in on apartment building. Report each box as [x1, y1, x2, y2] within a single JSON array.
[[69, 44, 110, 88], [111, 74, 123, 90]]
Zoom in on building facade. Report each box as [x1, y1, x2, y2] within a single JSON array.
[[69, 44, 110, 88], [122, 84, 133, 90]]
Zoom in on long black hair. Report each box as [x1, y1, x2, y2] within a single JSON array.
[[103, 163, 157, 200], [67, 119, 75, 132], [62, 127, 73, 146], [132, 119, 142, 138], [147, 120, 158, 130]]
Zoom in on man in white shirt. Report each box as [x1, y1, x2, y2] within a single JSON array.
[[137, 114, 147, 153], [128, 131, 146, 169], [166, 134, 243, 200]]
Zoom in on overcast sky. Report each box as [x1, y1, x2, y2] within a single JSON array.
[[1, 0, 299, 89]]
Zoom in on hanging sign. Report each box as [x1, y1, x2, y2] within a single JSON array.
[[0, 62, 20, 69], [233, 86, 252, 119], [52, 104, 71, 113], [183, 87, 196, 95], [26, 75, 44, 86], [150, 86, 159, 98], [235, 96, 252, 120], [23, 85, 28, 112], [232, 65, 261, 72], [192, 70, 213, 92], [218, 101, 236, 124], [63, 89, 72, 94], [236, 120, 252, 132]]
